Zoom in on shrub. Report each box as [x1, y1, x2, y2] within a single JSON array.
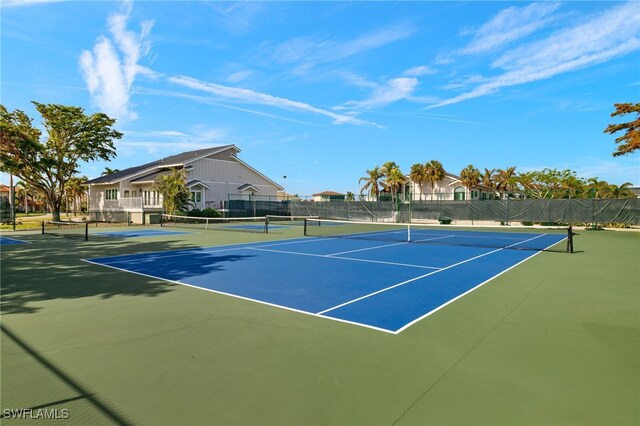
[[200, 208, 221, 218]]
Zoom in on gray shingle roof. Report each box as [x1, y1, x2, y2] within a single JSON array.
[[87, 145, 235, 184]]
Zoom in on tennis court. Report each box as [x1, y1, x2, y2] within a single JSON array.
[[86, 225, 566, 333], [94, 229, 191, 238], [0, 236, 30, 245], [1, 222, 638, 425]]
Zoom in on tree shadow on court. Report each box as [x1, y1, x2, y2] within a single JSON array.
[[1, 324, 133, 425], [0, 234, 253, 315]]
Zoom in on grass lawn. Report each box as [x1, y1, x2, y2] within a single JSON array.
[[1, 225, 638, 425]]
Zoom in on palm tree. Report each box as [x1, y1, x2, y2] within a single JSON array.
[[65, 176, 88, 215], [359, 167, 383, 201], [409, 163, 427, 201], [14, 181, 29, 213], [482, 168, 496, 189], [586, 177, 610, 198], [381, 161, 399, 177], [101, 167, 120, 176], [345, 191, 355, 201], [154, 168, 191, 215], [607, 182, 634, 198], [424, 160, 445, 200], [459, 165, 480, 200], [495, 167, 517, 199], [382, 166, 406, 203]]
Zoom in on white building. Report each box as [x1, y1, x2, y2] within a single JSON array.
[[86, 145, 283, 224], [409, 172, 496, 201]]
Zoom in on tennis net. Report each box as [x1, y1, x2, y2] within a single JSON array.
[[303, 218, 566, 251], [161, 214, 268, 233], [266, 215, 319, 228], [42, 221, 89, 241]]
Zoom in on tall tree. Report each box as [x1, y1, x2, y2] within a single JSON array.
[[424, 160, 445, 200], [495, 167, 517, 199], [482, 168, 496, 190], [154, 167, 191, 215], [380, 161, 399, 178], [606, 182, 634, 199], [0, 102, 121, 221], [409, 163, 427, 201], [604, 103, 639, 156], [459, 165, 480, 199], [66, 176, 88, 215], [359, 167, 383, 201], [14, 181, 29, 213], [382, 166, 406, 203], [586, 177, 610, 199]]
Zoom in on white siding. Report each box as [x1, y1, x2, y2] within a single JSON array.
[[186, 158, 279, 207]]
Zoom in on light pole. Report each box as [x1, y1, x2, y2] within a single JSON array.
[[282, 175, 287, 200]]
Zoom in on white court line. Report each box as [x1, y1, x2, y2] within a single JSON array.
[[325, 235, 455, 256], [326, 241, 408, 256], [83, 232, 560, 334], [246, 246, 441, 270], [87, 236, 321, 263], [394, 234, 563, 333], [81, 258, 397, 334], [317, 233, 549, 316]]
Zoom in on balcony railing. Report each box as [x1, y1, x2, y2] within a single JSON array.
[[97, 197, 163, 211]]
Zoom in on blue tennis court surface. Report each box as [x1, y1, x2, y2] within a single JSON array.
[[95, 229, 191, 238], [0, 236, 30, 245], [86, 231, 566, 333]]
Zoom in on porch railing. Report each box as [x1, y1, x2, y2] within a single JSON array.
[[97, 197, 163, 211]]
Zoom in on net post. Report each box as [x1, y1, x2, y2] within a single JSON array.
[[84, 222, 89, 241], [265, 216, 269, 234], [42, 220, 45, 235], [567, 224, 574, 254], [303, 218, 308, 236], [407, 223, 411, 242]]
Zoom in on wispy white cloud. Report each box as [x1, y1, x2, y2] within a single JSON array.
[[79, 1, 156, 121], [116, 127, 229, 156], [457, 2, 561, 55], [138, 86, 320, 127], [564, 157, 640, 185], [1, 0, 63, 8], [227, 70, 253, 83], [203, 1, 265, 36], [431, 1, 640, 108], [168, 75, 381, 127], [403, 65, 437, 77], [330, 70, 379, 89], [337, 77, 420, 110], [272, 22, 416, 73]]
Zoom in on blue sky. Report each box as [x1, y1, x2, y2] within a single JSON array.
[[2, 0, 639, 196]]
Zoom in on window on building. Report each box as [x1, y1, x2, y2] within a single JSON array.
[[191, 191, 202, 203], [143, 190, 157, 205], [454, 186, 465, 201], [105, 189, 118, 200]]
